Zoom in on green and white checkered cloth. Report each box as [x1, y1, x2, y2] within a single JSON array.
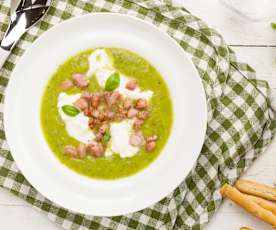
[[0, 0, 275, 229]]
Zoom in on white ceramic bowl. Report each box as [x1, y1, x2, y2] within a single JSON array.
[[4, 13, 207, 216]]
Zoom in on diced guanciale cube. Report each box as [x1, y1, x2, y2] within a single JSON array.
[[125, 80, 137, 90], [61, 79, 73, 90], [72, 73, 89, 88]]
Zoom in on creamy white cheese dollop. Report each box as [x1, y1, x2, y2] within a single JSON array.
[[57, 93, 139, 157], [87, 49, 153, 100], [109, 120, 139, 158], [57, 93, 95, 144], [118, 76, 153, 100], [86, 49, 112, 77]]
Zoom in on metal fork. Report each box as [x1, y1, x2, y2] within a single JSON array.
[[0, 0, 51, 68]]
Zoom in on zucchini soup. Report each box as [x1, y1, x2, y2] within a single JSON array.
[[41, 48, 173, 179]]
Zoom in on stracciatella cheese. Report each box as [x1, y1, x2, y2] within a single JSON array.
[[57, 93, 95, 144], [87, 49, 153, 100]]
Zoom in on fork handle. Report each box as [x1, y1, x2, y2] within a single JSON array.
[[0, 47, 10, 70]]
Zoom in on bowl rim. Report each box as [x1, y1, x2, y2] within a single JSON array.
[[4, 12, 207, 216]]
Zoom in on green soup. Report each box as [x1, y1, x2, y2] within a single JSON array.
[[41, 48, 173, 179]]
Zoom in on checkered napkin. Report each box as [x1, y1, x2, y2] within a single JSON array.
[[0, 0, 275, 229]]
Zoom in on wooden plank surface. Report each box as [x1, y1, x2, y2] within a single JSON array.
[[0, 0, 276, 229], [232, 47, 276, 86], [175, 0, 276, 46]]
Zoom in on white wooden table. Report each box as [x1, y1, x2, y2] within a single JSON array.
[[1, 0, 276, 229]]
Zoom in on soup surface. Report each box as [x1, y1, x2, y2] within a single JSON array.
[[41, 48, 173, 179]]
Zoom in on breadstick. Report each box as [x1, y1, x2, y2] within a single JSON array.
[[240, 227, 253, 230], [235, 179, 276, 201], [246, 194, 276, 216], [220, 184, 276, 227]]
